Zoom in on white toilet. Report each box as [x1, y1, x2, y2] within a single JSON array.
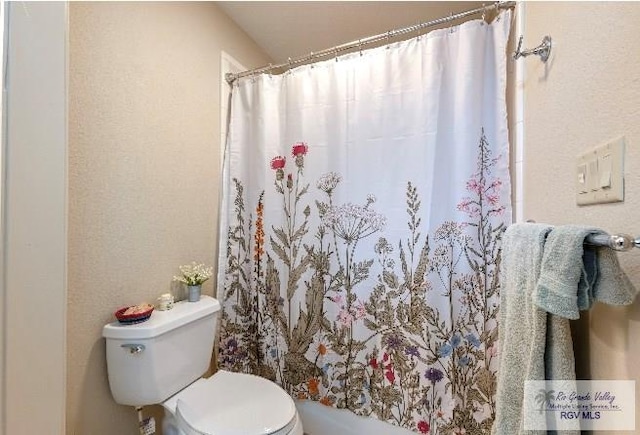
[[103, 295, 304, 435]]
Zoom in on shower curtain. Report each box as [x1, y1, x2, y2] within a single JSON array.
[[218, 11, 512, 434]]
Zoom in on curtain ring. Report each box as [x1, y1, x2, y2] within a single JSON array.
[[309, 52, 315, 68], [386, 30, 392, 49], [450, 12, 455, 33], [359, 39, 363, 56], [481, 4, 486, 24]]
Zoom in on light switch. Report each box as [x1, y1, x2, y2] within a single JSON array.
[[588, 159, 599, 191], [599, 154, 612, 188], [577, 163, 588, 193], [600, 170, 611, 188]]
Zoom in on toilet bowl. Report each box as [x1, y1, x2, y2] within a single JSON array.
[[162, 371, 303, 435], [102, 296, 304, 435]]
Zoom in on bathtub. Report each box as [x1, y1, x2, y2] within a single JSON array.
[[295, 400, 415, 435]]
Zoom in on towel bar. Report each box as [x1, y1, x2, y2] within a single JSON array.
[[584, 233, 640, 252], [524, 220, 639, 252]]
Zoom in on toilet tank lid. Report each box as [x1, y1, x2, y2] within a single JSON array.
[[102, 296, 220, 340]]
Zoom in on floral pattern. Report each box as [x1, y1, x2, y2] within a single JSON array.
[[219, 131, 508, 434]]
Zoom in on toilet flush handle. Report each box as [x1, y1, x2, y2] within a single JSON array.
[[121, 343, 145, 354]]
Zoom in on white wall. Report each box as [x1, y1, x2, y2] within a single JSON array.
[[3, 2, 68, 434]]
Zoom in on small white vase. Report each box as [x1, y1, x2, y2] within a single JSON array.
[[187, 285, 201, 302]]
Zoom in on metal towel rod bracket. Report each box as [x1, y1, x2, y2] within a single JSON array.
[[585, 233, 640, 252], [513, 35, 552, 62]]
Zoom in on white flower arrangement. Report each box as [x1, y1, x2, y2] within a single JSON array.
[[173, 261, 213, 286]]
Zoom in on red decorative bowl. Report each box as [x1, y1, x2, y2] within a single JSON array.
[[115, 304, 154, 324]]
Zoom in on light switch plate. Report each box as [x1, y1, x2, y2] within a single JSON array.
[[576, 136, 625, 205]]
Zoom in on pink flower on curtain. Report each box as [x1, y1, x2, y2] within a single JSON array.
[[457, 133, 506, 221], [381, 351, 395, 383], [385, 367, 395, 383], [465, 177, 484, 195], [456, 198, 480, 218], [486, 194, 499, 205], [292, 142, 308, 168], [270, 156, 286, 169], [327, 294, 343, 304], [291, 142, 308, 156], [417, 420, 430, 433], [270, 156, 286, 181], [335, 299, 367, 326], [337, 308, 354, 326], [352, 300, 366, 320]]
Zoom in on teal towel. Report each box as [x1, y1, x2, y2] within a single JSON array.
[[578, 246, 598, 310], [493, 223, 578, 435], [534, 225, 637, 320], [534, 225, 599, 319], [593, 247, 637, 306]]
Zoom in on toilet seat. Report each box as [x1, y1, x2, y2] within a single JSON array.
[[163, 370, 298, 435]]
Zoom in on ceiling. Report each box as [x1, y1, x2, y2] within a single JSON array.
[[217, 1, 485, 65]]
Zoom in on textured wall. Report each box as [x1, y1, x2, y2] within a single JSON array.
[[67, 3, 269, 434], [523, 3, 640, 433]]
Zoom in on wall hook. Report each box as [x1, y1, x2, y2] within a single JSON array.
[[513, 35, 552, 63]]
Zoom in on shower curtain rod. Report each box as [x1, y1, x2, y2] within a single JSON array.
[[225, 1, 516, 84]]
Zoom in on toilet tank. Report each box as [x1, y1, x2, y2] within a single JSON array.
[[103, 295, 220, 406]]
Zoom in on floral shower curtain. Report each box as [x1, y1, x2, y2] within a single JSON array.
[[218, 11, 512, 435]]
